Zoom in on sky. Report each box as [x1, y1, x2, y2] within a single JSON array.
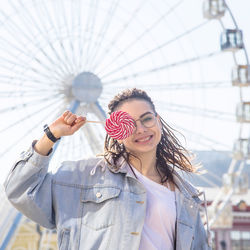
[[0, 0, 250, 184], [228, 0, 250, 51]]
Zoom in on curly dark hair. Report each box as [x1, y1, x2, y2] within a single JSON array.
[[103, 88, 196, 185]]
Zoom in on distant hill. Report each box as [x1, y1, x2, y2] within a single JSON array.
[[183, 150, 250, 188]]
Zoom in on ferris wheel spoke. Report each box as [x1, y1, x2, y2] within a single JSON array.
[[77, 1, 95, 71], [104, 80, 231, 91], [0, 94, 62, 114], [63, 136, 73, 160], [103, 50, 221, 85], [0, 101, 63, 158], [98, 20, 209, 78], [1, 5, 69, 78], [0, 75, 61, 90], [60, 0, 77, 73], [70, 1, 83, 73], [8, 0, 68, 76], [36, 0, 73, 74], [86, 0, 119, 70], [0, 49, 64, 84], [88, 0, 120, 69], [0, 40, 62, 83], [143, 81, 231, 90], [157, 102, 235, 121], [0, 73, 60, 87], [38, 0, 75, 74], [91, 0, 147, 71], [82, 0, 100, 70], [176, 134, 219, 150], [174, 124, 231, 150], [94, 0, 184, 73], [0, 50, 65, 84], [0, 98, 62, 133], [0, 89, 60, 98], [56, 137, 71, 161], [99, 91, 119, 102], [195, 173, 220, 188], [71, 136, 80, 159], [205, 170, 225, 183], [76, 0, 85, 71], [79, 131, 88, 155]]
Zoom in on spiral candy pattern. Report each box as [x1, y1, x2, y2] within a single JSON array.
[[105, 111, 135, 140]]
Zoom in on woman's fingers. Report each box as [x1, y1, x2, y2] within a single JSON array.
[[70, 118, 86, 133], [75, 116, 86, 123], [59, 111, 87, 134], [62, 110, 70, 118], [64, 112, 77, 125], [49, 112, 87, 137]]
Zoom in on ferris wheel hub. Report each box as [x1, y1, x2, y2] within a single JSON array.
[[71, 72, 103, 103]]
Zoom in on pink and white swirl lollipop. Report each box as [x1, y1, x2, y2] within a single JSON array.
[[105, 111, 135, 140]]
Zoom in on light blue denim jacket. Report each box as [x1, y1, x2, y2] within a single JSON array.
[[4, 142, 212, 250]]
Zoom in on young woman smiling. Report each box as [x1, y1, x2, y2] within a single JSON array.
[[4, 88, 212, 250]]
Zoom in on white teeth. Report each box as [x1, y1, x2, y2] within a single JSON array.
[[137, 136, 151, 142]]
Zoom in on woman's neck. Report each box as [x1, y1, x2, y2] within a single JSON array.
[[129, 150, 158, 177]]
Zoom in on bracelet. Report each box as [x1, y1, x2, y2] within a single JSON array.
[[43, 124, 61, 143]]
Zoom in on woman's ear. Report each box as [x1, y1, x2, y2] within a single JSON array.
[[156, 114, 163, 131]]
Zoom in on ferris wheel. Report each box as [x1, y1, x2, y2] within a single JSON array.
[[0, 0, 249, 248]]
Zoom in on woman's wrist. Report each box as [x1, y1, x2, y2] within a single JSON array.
[[34, 134, 54, 156], [48, 124, 62, 139], [44, 124, 61, 143]]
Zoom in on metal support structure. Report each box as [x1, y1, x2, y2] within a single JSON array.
[[204, 0, 250, 230], [0, 213, 22, 250]]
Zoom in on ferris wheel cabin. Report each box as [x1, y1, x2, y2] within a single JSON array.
[[232, 65, 250, 87], [203, 0, 226, 19], [233, 138, 250, 160], [236, 102, 250, 123], [220, 29, 244, 52]]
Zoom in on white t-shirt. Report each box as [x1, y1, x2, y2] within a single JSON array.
[[128, 166, 176, 250]]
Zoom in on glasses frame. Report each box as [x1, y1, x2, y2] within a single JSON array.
[[133, 112, 157, 129]]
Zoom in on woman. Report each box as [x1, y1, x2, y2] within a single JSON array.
[[4, 88, 211, 250]]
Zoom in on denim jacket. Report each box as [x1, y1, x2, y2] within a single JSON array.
[[4, 142, 212, 250]]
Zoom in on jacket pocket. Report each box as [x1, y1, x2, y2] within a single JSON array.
[[59, 229, 70, 250], [81, 186, 121, 231]]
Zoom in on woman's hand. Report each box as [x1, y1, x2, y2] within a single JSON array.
[[49, 110, 87, 138]]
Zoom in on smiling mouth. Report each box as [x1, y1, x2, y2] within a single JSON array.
[[135, 135, 153, 143]]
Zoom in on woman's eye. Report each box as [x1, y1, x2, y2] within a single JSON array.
[[143, 117, 152, 122]]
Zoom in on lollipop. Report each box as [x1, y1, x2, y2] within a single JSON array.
[[105, 111, 135, 140], [86, 111, 135, 139]]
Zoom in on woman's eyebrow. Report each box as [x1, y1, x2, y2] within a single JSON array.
[[139, 111, 153, 119]]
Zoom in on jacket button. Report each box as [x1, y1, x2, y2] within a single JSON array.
[[96, 192, 102, 198], [136, 201, 144, 204], [131, 232, 139, 235]]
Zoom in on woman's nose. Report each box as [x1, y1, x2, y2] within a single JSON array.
[[134, 121, 147, 134]]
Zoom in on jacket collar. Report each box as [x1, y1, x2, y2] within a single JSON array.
[[103, 156, 202, 203]]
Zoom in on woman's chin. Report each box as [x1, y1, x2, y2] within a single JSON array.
[[128, 146, 157, 156]]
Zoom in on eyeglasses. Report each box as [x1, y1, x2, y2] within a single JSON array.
[[133, 112, 157, 129]]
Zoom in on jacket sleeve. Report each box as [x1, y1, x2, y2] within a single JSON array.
[[4, 141, 56, 229]]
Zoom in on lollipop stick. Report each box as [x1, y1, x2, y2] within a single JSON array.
[[86, 120, 105, 124]]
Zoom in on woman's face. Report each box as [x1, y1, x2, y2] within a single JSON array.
[[116, 99, 162, 156]]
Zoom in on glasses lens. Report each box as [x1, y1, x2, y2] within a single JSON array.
[[141, 113, 156, 128]]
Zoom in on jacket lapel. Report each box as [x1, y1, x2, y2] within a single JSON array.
[[175, 187, 200, 250]]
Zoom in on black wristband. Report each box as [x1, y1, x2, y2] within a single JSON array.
[[43, 124, 61, 143]]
